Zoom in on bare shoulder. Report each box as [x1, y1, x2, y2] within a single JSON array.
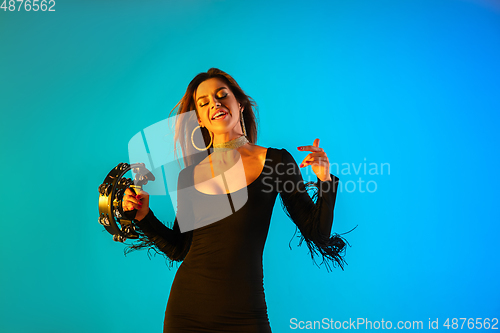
[[249, 144, 268, 153], [243, 144, 268, 158], [235, 144, 267, 166]]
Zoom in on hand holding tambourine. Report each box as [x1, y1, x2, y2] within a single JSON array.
[[123, 188, 150, 222]]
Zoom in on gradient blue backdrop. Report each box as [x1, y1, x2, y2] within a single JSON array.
[[1, 0, 499, 332]]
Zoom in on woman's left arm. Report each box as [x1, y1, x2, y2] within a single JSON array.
[[278, 140, 347, 270]]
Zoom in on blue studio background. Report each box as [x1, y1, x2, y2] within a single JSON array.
[[1, 0, 499, 332]]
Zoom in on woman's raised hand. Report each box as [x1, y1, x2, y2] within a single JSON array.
[[123, 188, 150, 221], [297, 138, 332, 182]]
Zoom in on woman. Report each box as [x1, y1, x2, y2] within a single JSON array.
[[123, 68, 347, 332]]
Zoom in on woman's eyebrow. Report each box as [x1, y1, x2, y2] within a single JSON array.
[[196, 87, 228, 102]]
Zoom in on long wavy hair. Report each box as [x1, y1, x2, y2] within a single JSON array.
[[169, 68, 259, 167]]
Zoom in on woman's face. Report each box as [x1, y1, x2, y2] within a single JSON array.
[[194, 77, 243, 136]]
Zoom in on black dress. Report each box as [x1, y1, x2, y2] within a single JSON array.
[[133, 148, 345, 333]]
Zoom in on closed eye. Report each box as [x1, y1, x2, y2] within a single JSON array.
[[199, 93, 227, 108], [197, 87, 229, 108]]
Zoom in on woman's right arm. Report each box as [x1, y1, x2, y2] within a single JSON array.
[[123, 176, 193, 262]]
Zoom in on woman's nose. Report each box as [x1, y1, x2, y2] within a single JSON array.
[[211, 98, 221, 109]]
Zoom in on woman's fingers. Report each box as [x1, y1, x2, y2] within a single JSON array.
[[123, 188, 144, 211], [297, 145, 323, 152], [300, 157, 329, 168], [305, 152, 328, 158], [124, 193, 141, 205], [299, 152, 329, 167], [123, 198, 142, 211], [300, 160, 329, 168], [297, 138, 322, 152]]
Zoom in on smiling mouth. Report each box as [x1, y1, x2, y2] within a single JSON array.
[[212, 110, 228, 120]]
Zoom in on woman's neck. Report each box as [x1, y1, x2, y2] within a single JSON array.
[[212, 130, 245, 145]]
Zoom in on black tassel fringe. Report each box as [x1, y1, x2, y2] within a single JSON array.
[[281, 181, 355, 272], [123, 218, 191, 269]]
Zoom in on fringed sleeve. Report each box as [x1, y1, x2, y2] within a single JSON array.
[[127, 211, 192, 266], [278, 148, 349, 271], [125, 168, 193, 267]]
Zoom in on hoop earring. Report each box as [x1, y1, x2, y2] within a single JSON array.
[[240, 110, 247, 137], [191, 125, 213, 151]]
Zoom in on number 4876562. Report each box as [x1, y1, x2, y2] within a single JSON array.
[[1, 0, 56, 11]]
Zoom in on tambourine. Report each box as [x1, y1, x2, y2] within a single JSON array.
[[98, 162, 155, 242]]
